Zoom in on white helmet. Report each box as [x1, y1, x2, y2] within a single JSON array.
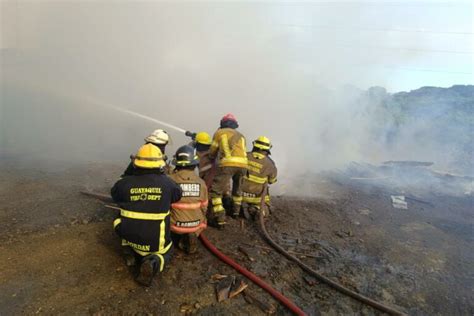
[[144, 129, 170, 145]]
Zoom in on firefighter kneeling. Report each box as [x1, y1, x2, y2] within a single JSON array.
[[169, 145, 208, 254], [111, 144, 182, 286], [239, 136, 277, 219]]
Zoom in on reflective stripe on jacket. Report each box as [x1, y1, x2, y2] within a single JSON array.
[[209, 128, 248, 169], [171, 222, 208, 234], [241, 151, 278, 199], [111, 172, 182, 254], [168, 169, 208, 235]]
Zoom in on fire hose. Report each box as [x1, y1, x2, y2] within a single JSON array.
[[200, 163, 307, 315], [80, 187, 307, 315], [258, 186, 407, 316], [81, 126, 307, 314], [84, 127, 404, 315], [199, 234, 306, 316]]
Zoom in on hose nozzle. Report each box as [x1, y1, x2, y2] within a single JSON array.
[[185, 131, 197, 140]]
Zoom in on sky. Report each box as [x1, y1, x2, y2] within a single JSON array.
[[265, 1, 473, 91], [1, 0, 472, 92]]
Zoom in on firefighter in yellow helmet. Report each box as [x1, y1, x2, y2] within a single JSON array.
[[185, 131, 214, 182], [122, 129, 171, 177], [208, 114, 248, 227], [238, 136, 277, 219], [192, 132, 214, 181], [111, 144, 182, 286], [168, 145, 208, 254]]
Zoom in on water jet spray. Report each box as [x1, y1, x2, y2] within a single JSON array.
[[9, 76, 190, 136], [102, 104, 187, 134]]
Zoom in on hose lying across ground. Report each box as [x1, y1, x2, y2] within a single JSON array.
[[199, 233, 307, 316], [258, 186, 407, 316], [202, 169, 307, 315], [81, 190, 307, 315], [85, 162, 405, 314]]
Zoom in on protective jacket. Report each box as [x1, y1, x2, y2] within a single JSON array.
[[168, 169, 208, 235], [111, 169, 182, 255], [209, 128, 248, 169], [197, 149, 213, 179], [241, 152, 277, 204]]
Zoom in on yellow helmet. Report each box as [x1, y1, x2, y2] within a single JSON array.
[[253, 136, 272, 151], [133, 144, 165, 169], [195, 132, 212, 145], [144, 129, 170, 145]]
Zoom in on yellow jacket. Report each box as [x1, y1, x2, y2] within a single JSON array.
[[209, 128, 248, 169]]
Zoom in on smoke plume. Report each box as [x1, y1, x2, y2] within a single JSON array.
[[1, 1, 472, 195]]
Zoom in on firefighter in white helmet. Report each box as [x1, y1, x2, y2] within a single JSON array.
[[122, 129, 171, 177], [237, 136, 277, 219]]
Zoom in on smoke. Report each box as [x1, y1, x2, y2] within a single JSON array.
[[1, 1, 472, 194]]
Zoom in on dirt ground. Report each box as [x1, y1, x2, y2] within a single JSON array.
[[0, 161, 472, 315]]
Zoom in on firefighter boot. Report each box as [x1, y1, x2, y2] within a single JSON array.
[[222, 195, 233, 214], [248, 205, 260, 221], [215, 213, 227, 229], [188, 233, 198, 254], [178, 234, 188, 252], [231, 204, 241, 219], [241, 203, 251, 220], [135, 255, 159, 287], [122, 246, 137, 267]]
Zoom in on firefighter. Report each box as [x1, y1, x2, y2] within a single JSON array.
[[239, 136, 277, 219], [209, 113, 248, 226], [122, 129, 171, 177], [192, 132, 213, 181], [111, 144, 182, 286], [169, 145, 208, 254]]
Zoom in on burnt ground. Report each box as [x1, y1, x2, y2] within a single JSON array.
[[0, 162, 472, 315]]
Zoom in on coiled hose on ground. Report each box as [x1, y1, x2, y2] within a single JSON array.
[[258, 185, 407, 316]]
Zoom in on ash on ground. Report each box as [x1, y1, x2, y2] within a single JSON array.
[[0, 160, 472, 315]]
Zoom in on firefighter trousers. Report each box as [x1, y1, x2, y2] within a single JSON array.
[[114, 220, 173, 273], [210, 166, 246, 218]]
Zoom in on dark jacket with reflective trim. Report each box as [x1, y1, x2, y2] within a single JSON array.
[[111, 169, 182, 253]]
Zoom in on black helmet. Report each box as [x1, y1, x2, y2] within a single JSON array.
[[174, 145, 199, 167]]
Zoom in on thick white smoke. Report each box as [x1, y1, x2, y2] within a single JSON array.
[[1, 1, 472, 194]]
